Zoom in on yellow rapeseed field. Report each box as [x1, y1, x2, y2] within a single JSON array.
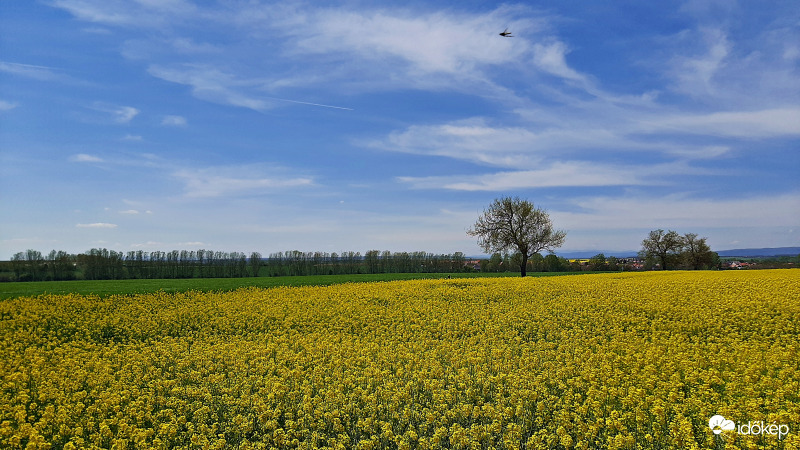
[[1, 270, 798, 449]]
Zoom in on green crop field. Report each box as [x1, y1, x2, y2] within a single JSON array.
[[0, 272, 586, 300]]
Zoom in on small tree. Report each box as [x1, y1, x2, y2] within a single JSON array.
[[468, 197, 566, 277]]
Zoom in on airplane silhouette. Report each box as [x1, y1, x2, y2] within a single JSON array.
[[499, 28, 513, 37]]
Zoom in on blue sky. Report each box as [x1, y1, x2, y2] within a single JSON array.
[[1, 0, 799, 259]]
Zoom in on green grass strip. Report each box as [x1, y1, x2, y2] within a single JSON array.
[[0, 272, 587, 299]]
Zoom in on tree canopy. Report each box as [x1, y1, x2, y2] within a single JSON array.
[[467, 197, 566, 277], [639, 230, 717, 270]]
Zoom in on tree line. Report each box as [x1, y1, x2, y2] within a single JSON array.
[[0, 249, 481, 282], [0, 226, 728, 282], [1, 247, 647, 283]]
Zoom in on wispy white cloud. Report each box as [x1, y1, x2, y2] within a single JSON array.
[[174, 165, 314, 198], [148, 64, 354, 111], [57, 2, 553, 101], [76, 222, 118, 228], [119, 209, 139, 215], [81, 27, 112, 34], [0, 100, 18, 111], [555, 192, 800, 230], [69, 153, 104, 162], [147, 64, 270, 111], [49, 0, 197, 27], [168, 37, 221, 54], [367, 114, 726, 169], [368, 118, 542, 167], [370, 100, 797, 171], [129, 240, 206, 249], [397, 160, 689, 191], [532, 41, 585, 81], [0, 61, 63, 81], [291, 6, 534, 75], [642, 108, 800, 138], [670, 27, 730, 97], [131, 240, 162, 248], [657, 21, 800, 109], [114, 106, 139, 123], [161, 115, 187, 126], [89, 102, 139, 123]]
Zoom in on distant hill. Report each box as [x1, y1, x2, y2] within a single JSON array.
[[716, 247, 800, 258], [552, 247, 800, 259]]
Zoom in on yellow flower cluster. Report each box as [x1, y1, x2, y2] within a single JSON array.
[[1, 270, 798, 449]]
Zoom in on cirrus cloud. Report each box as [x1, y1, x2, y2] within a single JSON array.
[[76, 222, 118, 228], [69, 153, 104, 162], [161, 115, 188, 126], [173, 165, 314, 198]]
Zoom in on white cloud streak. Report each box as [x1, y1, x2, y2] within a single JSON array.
[[174, 165, 314, 198], [147, 64, 269, 110], [397, 160, 687, 191], [290, 7, 533, 75], [0, 100, 19, 111], [49, 0, 197, 27], [0, 61, 63, 81], [76, 222, 118, 228], [69, 153, 104, 162], [161, 115, 187, 126], [555, 192, 800, 230], [670, 27, 730, 97], [642, 108, 800, 138], [532, 41, 585, 81], [88, 102, 139, 123]]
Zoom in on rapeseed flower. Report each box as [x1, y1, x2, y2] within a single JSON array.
[[0, 270, 797, 448]]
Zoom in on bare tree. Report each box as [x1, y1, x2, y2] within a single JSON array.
[[468, 197, 566, 277]]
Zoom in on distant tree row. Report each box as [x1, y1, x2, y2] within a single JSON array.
[[5, 250, 77, 282], [0, 229, 732, 282], [484, 252, 645, 273], [264, 250, 469, 277], [0, 248, 477, 282], [482, 252, 568, 273], [2, 249, 258, 281]]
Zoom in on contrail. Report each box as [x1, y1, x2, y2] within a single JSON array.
[[265, 96, 353, 111]]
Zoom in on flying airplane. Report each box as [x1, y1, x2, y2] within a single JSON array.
[[499, 28, 513, 37]]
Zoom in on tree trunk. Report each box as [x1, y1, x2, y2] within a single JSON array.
[[520, 253, 528, 277]]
